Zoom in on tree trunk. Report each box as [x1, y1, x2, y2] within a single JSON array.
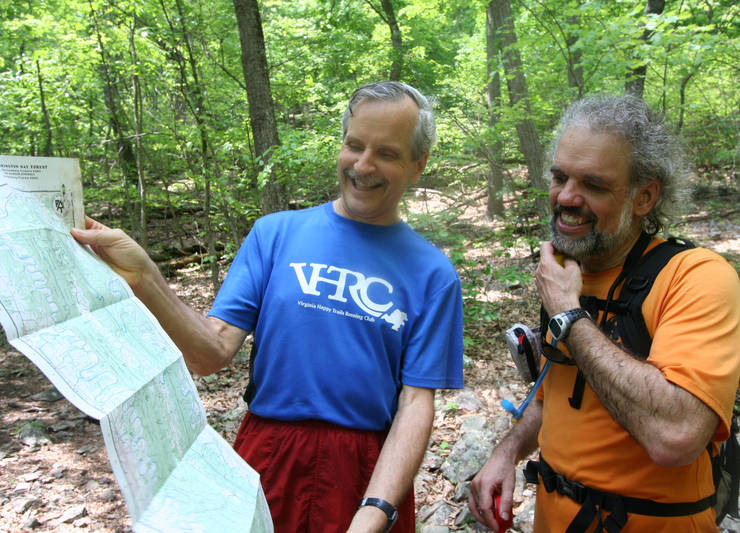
[[233, 0, 285, 215], [364, 0, 403, 81], [161, 0, 222, 291], [90, 2, 138, 233], [488, 0, 548, 220], [485, 2, 504, 218], [128, 22, 148, 252], [380, 0, 403, 81], [35, 60, 53, 157], [625, 0, 665, 97], [677, 71, 694, 132], [565, 16, 584, 97]]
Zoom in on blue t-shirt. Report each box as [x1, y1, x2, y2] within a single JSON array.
[[208, 202, 464, 430]]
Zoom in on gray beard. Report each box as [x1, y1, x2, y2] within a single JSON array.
[[549, 202, 636, 263]]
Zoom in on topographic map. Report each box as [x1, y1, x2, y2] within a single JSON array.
[[0, 157, 272, 532], [0, 155, 84, 230]]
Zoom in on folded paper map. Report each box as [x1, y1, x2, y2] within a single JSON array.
[[0, 155, 272, 532]]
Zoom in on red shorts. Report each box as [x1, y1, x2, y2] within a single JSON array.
[[233, 412, 415, 533]]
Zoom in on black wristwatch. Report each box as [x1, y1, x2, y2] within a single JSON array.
[[548, 308, 591, 344], [358, 497, 398, 532]]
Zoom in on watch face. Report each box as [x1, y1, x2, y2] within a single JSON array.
[[549, 318, 564, 339]]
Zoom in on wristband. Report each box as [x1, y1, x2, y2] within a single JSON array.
[[548, 308, 591, 343], [358, 497, 398, 532]]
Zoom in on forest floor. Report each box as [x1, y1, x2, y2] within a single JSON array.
[[1, 174, 739, 533]]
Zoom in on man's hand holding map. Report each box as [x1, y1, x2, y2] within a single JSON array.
[[0, 155, 272, 532]]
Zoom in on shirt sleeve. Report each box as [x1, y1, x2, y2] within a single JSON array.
[[400, 276, 464, 389], [207, 221, 270, 333], [647, 249, 740, 441]]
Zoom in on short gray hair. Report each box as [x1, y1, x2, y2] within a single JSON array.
[[549, 94, 692, 235], [341, 81, 437, 161]]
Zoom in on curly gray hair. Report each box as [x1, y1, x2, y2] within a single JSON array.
[[549, 94, 692, 235], [341, 81, 437, 162]]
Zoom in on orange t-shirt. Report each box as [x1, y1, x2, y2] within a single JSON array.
[[534, 242, 740, 533]]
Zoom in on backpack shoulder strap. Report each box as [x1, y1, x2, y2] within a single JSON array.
[[241, 342, 258, 404], [561, 235, 694, 409], [540, 235, 695, 410], [616, 236, 695, 359], [726, 416, 740, 518]]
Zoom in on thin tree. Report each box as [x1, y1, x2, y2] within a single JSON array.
[[366, 0, 403, 81], [233, 0, 285, 215], [485, 2, 505, 218], [522, 2, 585, 97], [158, 0, 221, 290], [564, 15, 585, 97], [488, 0, 548, 220], [128, 19, 147, 251], [36, 60, 53, 156], [625, 0, 665, 97], [90, 1, 141, 235]]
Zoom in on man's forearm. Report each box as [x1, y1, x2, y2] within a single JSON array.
[[565, 319, 718, 466], [133, 263, 245, 376], [71, 220, 244, 375], [347, 386, 434, 532], [498, 398, 542, 464], [468, 399, 541, 529]]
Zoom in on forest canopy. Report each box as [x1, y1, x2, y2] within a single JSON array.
[[1, 0, 738, 266]]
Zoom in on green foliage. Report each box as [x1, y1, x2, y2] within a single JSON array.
[[407, 207, 505, 334], [493, 265, 532, 287], [261, 120, 340, 205], [0, 0, 737, 257], [443, 401, 460, 415]]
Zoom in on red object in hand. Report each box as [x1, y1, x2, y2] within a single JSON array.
[[494, 494, 514, 531]]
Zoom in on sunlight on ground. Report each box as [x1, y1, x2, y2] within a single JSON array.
[[475, 287, 513, 303], [404, 186, 540, 306], [713, 238, 740, 255]]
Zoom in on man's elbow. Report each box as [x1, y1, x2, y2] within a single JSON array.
[[645, 426, 711, 467], [183, 347, 233, 377], [184, 317, 245, 376], [186, 360, 219, 377]]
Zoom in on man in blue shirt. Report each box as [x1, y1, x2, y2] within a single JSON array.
[[73, 81, 464, 533]]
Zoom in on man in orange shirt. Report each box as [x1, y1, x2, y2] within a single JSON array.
[[468, 94, 740, 532]]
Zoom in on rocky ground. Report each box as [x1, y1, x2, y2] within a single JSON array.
[[1, 179, 738, 532]]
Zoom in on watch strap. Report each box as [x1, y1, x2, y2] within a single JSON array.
[[358, 497, 398, 532], [564, 307, 590, 323], [550, 308, 590, 343], [570, 307, 590, 320]]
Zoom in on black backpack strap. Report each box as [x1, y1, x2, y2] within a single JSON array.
[[727, 416, 740, 518], [615, 236, 695, 359], [557, 234, 695, 410], [568, 370, 587, 409], [525, 456, 714, 532], [241, 342, 258, 403]]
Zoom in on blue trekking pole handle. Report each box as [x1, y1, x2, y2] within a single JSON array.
[[501, 359, 552, 422]]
